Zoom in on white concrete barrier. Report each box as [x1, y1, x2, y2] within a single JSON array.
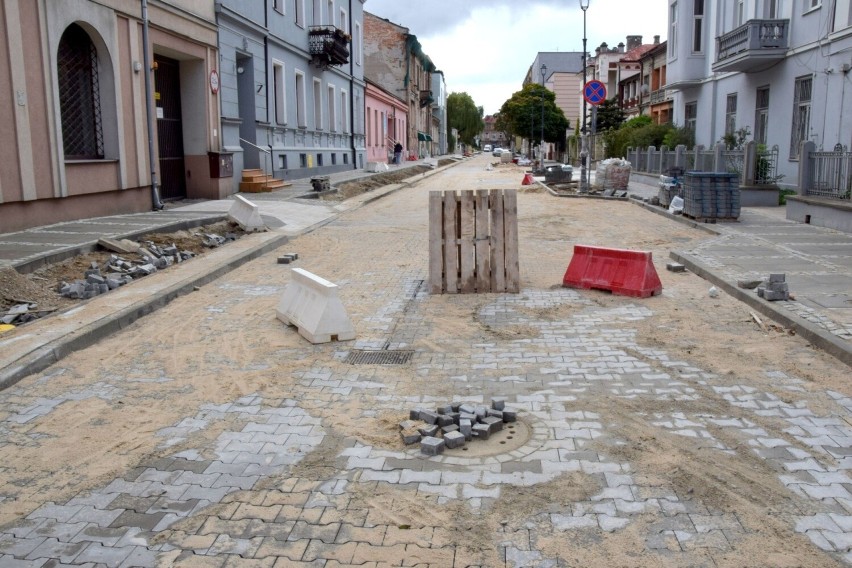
[[366, 162, 389, 173], [276, 268, 355, 344], [228, 195, 266, 232], [423, 157, 438, 168]]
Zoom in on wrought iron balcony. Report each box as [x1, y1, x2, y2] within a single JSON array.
[[308, 26, 350, 68], [649, 89, 672, 105], [713, 19, 789, 73], [419, 90, 434, 108]]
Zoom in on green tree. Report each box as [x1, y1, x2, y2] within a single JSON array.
[[447, 92, 484, 146], [593, 98, 625, 132], [497, 83, 569, 150]]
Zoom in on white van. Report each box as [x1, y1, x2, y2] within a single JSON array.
[[483, 145, 492, 152]]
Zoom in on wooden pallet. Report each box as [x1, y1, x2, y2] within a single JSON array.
[[428, 189, 519, 294]]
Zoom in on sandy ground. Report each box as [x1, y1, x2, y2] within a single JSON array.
[[0, 156, 848, 566]]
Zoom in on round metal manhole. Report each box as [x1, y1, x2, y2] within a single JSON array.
[[444, 418, 532, 458]]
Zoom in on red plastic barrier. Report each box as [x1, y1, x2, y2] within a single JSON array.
[[562, 245, 662, 298], [522, 173, 535, 185]]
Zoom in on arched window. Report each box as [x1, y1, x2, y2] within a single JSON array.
[[57, 23, 104, 159]]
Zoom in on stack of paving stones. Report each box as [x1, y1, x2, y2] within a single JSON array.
[[757, 273, 790, 301], [682, 172, 739, 220], [399, 397, 518, 455], [58, 241, 201, 301], [310, 176, 331, 192]]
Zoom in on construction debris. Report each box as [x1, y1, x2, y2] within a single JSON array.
[[757, 273, 791, 301]]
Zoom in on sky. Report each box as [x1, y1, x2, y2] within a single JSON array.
[[363, 0, 669, 116]]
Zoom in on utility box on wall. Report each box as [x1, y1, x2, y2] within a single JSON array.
[[208, 152, 234, 178]]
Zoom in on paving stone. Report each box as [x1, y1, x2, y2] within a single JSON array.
[[420, 436, 445, 456]]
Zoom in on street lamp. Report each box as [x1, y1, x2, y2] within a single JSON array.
[[540, 63, 547, 168], [579, 0, 589, 192]]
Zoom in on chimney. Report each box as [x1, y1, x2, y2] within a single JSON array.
[[654, 35, 661, 44], [618, 42, 625, 53], [626, 35, 642, 51]]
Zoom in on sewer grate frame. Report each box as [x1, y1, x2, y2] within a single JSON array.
[[345, 349, 415, 365]]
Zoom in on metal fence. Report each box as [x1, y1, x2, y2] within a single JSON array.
[[808, 149, 852, 199]]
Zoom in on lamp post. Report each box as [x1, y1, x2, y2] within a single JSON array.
[[579, 0, 589, 192], [540, 63, 547, 168]]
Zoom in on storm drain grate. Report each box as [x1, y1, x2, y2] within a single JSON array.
[[345, 350, 414, 365]]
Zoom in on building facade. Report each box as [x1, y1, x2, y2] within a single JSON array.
[[215, 0, 367, 189], [0, 0, 223, 232], [363, 12, 435, 160], [666, 0, 852, 187], [364, 80, 407, 164], [431, 70, 447, 155]]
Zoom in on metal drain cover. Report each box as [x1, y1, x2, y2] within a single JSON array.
[[346, 349, 414, 365], [444, 419, 531, 458]]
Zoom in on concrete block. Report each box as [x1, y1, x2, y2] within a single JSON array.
[[277, 256, 292, 264], [475, 406, 488, 421], [460, 419, 472, 441], [366, 162, 389, 173], [228, 195, 266, 232], [757, 287, 765, 298], [763, 290, 789, 301], [459, 412, 476, 423], [418, 424, 439, 437], [437, 405, 453, 415], [767, 282, 789, 293], [401, 429, 421, 445], [399, 420, 418, 430], [86, 274, 105, 285], [459, 404, 476, 415], [472, 424, 490, 440], [419, 410, 438, 425], [444, 431, 465, 449], [769, 273, 786, 283], [421, 436, 445, 456], [487, 409, 504, 421], [737, 279, 763, 289], [502, 409, 518, 422], [666, 262, 686, 273], [276, 268, 356, 344], [441, 424, 459, 435], [436, 415, 454, 428], [409, 408, 424, 420], [482, 416, 503, 433], [491, 397, 506, 411]]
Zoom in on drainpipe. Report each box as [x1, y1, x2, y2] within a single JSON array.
[[141, 0, 163, 210], [349, 0, 357, 169]]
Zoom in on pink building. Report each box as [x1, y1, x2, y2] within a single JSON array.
[[365, 81, 407, 164]]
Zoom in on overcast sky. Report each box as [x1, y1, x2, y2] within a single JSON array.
[[363, 0, 668, 115]]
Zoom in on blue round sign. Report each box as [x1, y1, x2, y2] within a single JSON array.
[[583, 80, 607, 105]]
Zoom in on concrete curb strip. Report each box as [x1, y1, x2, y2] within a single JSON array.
[[670, 250, 852, 369]]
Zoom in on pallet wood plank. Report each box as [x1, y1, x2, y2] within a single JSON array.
[[459, 190, 476, 293], [443, 191, 459, 293], [428, 191, 444, 293], [503, 189, 520, 293], [475, 189, 491, 292], [489, 189, 506, 292]]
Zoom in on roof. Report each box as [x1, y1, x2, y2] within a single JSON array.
[[620, 44, 657, 62]]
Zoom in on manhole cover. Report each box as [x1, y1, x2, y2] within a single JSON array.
[[346, 349, 414, 365], [444, 418, 532, 458]]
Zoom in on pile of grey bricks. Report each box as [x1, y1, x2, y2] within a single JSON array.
[[58, 239, 204, 300], [400, 398, 518, 456], [757, 273, 790, 301], [310, 176, 331, 192], [1, 303, 42, 325]]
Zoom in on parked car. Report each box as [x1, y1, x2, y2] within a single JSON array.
[[492, 147, 504, 157], [483, 145, 492, 152]]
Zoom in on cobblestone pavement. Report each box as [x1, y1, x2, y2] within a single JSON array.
[[1, 157, 851, 567]]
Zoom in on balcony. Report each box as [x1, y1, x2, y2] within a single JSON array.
[[713, 19, 789, 73], [419, 90, 434, 108], [649, 89, 672, 105], [308, 26, 350, 68]]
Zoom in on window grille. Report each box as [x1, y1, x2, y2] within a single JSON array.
[[790, 76, 812, 159], [58, 24, 104, 159]]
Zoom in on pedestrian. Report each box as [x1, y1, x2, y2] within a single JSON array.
[[393, 142, 403, 165]]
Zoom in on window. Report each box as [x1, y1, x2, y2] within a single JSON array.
[[340, 8, 348, 32], [766, 0, 780, 18], [669, 2, 678, 57], [355, 93, 362, 134], [327, 84, 336, 132], [295, 70, 307, 127], [273, 61, 286, 125], [790, 76, 812, 159], [295, 0, 305, 26], [365, 105, 371, 145], [331, 153, 337, 165], [273, 0, 284, 14], [725, 94, 737, 136], [58, 23, 104, 159], [805, 0, 820, 11], [736, 0, 744, 25], [313, 78, 323, 129], [754, 87, 770, 145], [300, 153, 307, 168], [355, 22, 362, 65], [313, 0, 322, 24], [279, 155, 287, 169], [327, 0, 334, 25], [684, 101, 697, 132], [692, 0, 704, 53], [340, 90, 349, 133], [343, 153, 349, 164], [317, 153, 323, 166]]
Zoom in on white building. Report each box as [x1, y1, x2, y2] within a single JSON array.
[[666, 0, 852, 188]]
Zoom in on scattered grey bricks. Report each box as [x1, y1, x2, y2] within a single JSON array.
[[757, 273, 791, 301], [472, 424, 491, 440], [491, 397, 506, 411], [419, 425, 439, 438], [482, 416, 503, 433], [502, 409, 518, 422], [666, 262, 686, 272], [460, 419, 473, 441], [421, 436, 445, 456], [444, 431, 466, 449]]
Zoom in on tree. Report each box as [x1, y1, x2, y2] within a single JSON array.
[[593, 98, 625, 132], [497, 83, 569, 151], [447, 92, 484, 147]]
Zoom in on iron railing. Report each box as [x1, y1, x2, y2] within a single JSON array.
[[716, 19, 789, 61], [808, 149, 852, 199]]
